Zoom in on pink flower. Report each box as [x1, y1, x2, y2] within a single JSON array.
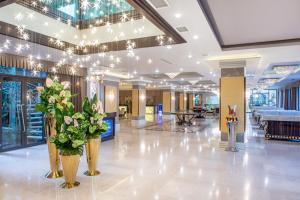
[[46, 78, 53, 87], [74, 119, 79, 127], [64, 116, 73, 125], [62, 98, 68, 104], [36, 86, 44, 93], [48, 96, 55, 104], [61, 81, 70, 89], [59, 90, 66, 97]]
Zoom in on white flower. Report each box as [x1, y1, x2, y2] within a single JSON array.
[[90, 117, 94, 124], [97, 119, 102, 126], [74, 119, 79, 127], [92, 104, 97, 112], [59, 90, 66, 97], [61, 81, 70, 89], [46, 78, 53, 87], [62, 98, 68, 104], [36, 86, 44, 93], [64, 116, 73, 125], [48, 96, 55, 104], [96, 100, 104, 114]]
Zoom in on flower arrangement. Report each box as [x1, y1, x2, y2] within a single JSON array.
[[36, 77, 74, 127], [36, 77, 87, 156], [50, 112, 89, 156], [82, 94, 108, 139]]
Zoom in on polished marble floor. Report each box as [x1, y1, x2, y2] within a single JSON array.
[[1, 115, 300, 200]]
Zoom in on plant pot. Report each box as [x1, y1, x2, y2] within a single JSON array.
[[45, 116, 63, 178], [84, 138, 101, 176], [61, 154, 80, 189]]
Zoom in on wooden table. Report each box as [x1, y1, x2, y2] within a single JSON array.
[[170, 111, 198, 126]]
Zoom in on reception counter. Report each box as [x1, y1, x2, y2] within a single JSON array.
[[101, 112, 116, 141]]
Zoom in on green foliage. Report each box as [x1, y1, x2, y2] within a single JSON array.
[[82, 94, 108, 139], [50, 111, 87, 156], [38, 77, 86, 156]]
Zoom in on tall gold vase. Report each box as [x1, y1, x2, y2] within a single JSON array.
[[61, 154, 80, 189], [45, 115, 63, 179], [84, 138, 101, 176]]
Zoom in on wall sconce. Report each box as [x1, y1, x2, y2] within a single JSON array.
[[184, 97, 187, 101], [108, 91, 115, 101], [140, 94, 146, 101], [171, 96, 175, 101]]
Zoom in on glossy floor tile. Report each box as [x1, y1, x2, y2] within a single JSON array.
[[0, 115, 300, 200]]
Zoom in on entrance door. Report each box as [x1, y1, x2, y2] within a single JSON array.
[[0, 76, 45, 151]]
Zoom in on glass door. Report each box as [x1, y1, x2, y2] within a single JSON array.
[[0, 78, 23, 150], [25, 81, 45, 145], [0, 76, 45, 151]]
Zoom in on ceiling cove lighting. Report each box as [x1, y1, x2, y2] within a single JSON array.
[[206, 53, 261, 61]]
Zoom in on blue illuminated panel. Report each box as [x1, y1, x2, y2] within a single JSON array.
[[101, 117, 115, 141]]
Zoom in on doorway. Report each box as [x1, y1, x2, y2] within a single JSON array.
[[0, 75, 45, 152]]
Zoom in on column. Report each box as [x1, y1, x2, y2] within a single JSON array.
[[179, 92, 187, 111], [188, 93, 195, 110], [163, 90, 175, 113], [131, 83, 146, 126], [100, 80, 120, 130], [220, 67, 246, 143]]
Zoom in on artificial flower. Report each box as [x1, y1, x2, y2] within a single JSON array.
[[59, 90, 66, 97], [64, 116, 73, 125], [46, 78, 53, 87], [48, 96, 55, 104], [36, 86, 44, 93], [61, 81, 70, 89], [62, 98, 68, 105], [96, 100, 104, 114], [74, 119, 79, 127]]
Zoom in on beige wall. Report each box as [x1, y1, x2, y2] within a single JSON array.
[[179, 93, 184, 111], [188, 93, 194, 110], [132, 88, 146, 118], [104, 85, 118, 113], [162, 90, 175, 113], [220, 76, 245, 134]]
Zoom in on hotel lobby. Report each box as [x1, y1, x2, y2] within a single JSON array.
[[0, 0, 300, 199]]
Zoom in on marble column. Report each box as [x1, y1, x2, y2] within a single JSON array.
[[131, 84, 146, 127], [220, 67, 246, 143], [179, 92, 187, 111], [163, 90, 175, 113], [188, 93, 195, 110]]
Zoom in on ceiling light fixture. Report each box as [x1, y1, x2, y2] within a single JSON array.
[[174, 13, 182, 18]]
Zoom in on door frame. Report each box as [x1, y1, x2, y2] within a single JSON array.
[[0, 74, 46, 152]]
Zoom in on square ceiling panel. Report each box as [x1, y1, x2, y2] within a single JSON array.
[[198, 0, 300, 49]]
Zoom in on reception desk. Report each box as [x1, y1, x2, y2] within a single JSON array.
[[101, 112, 116, 141]]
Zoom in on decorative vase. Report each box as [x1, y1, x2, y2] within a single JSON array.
[[45, 115, 63, 178], [61, 154, 80, 189], [84, 138, 101, 176]]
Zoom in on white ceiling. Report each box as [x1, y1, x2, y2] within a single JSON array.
[[203, 0, 300, 45], [1, 0, 300, 91], [0, 3, 163, 45]]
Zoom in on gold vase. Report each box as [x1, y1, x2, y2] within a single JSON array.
[[45, 115, 63, 179], [84, 138, 101, 176], [61, 154, 80, 189]]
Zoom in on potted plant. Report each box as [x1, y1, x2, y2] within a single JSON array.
[[50, 111, 88, 188], [82, 95, 108, 176], [36, 77, 72, 179]]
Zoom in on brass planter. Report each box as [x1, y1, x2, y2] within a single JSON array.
[[61, 154, 80, 189], [45, 116, 63, 179], [84, 138, 101, 176]]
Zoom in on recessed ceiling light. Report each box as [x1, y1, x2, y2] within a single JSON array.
[[196, 61, 200, 64], [133, 70, 137, 74], [155, 69, 159, 73], [148, 59, 152, 64], [193, 35, 199, 40], [175, 13, 182, 18], [179, 68, 183, 72], [188, 54, 192, 59]]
